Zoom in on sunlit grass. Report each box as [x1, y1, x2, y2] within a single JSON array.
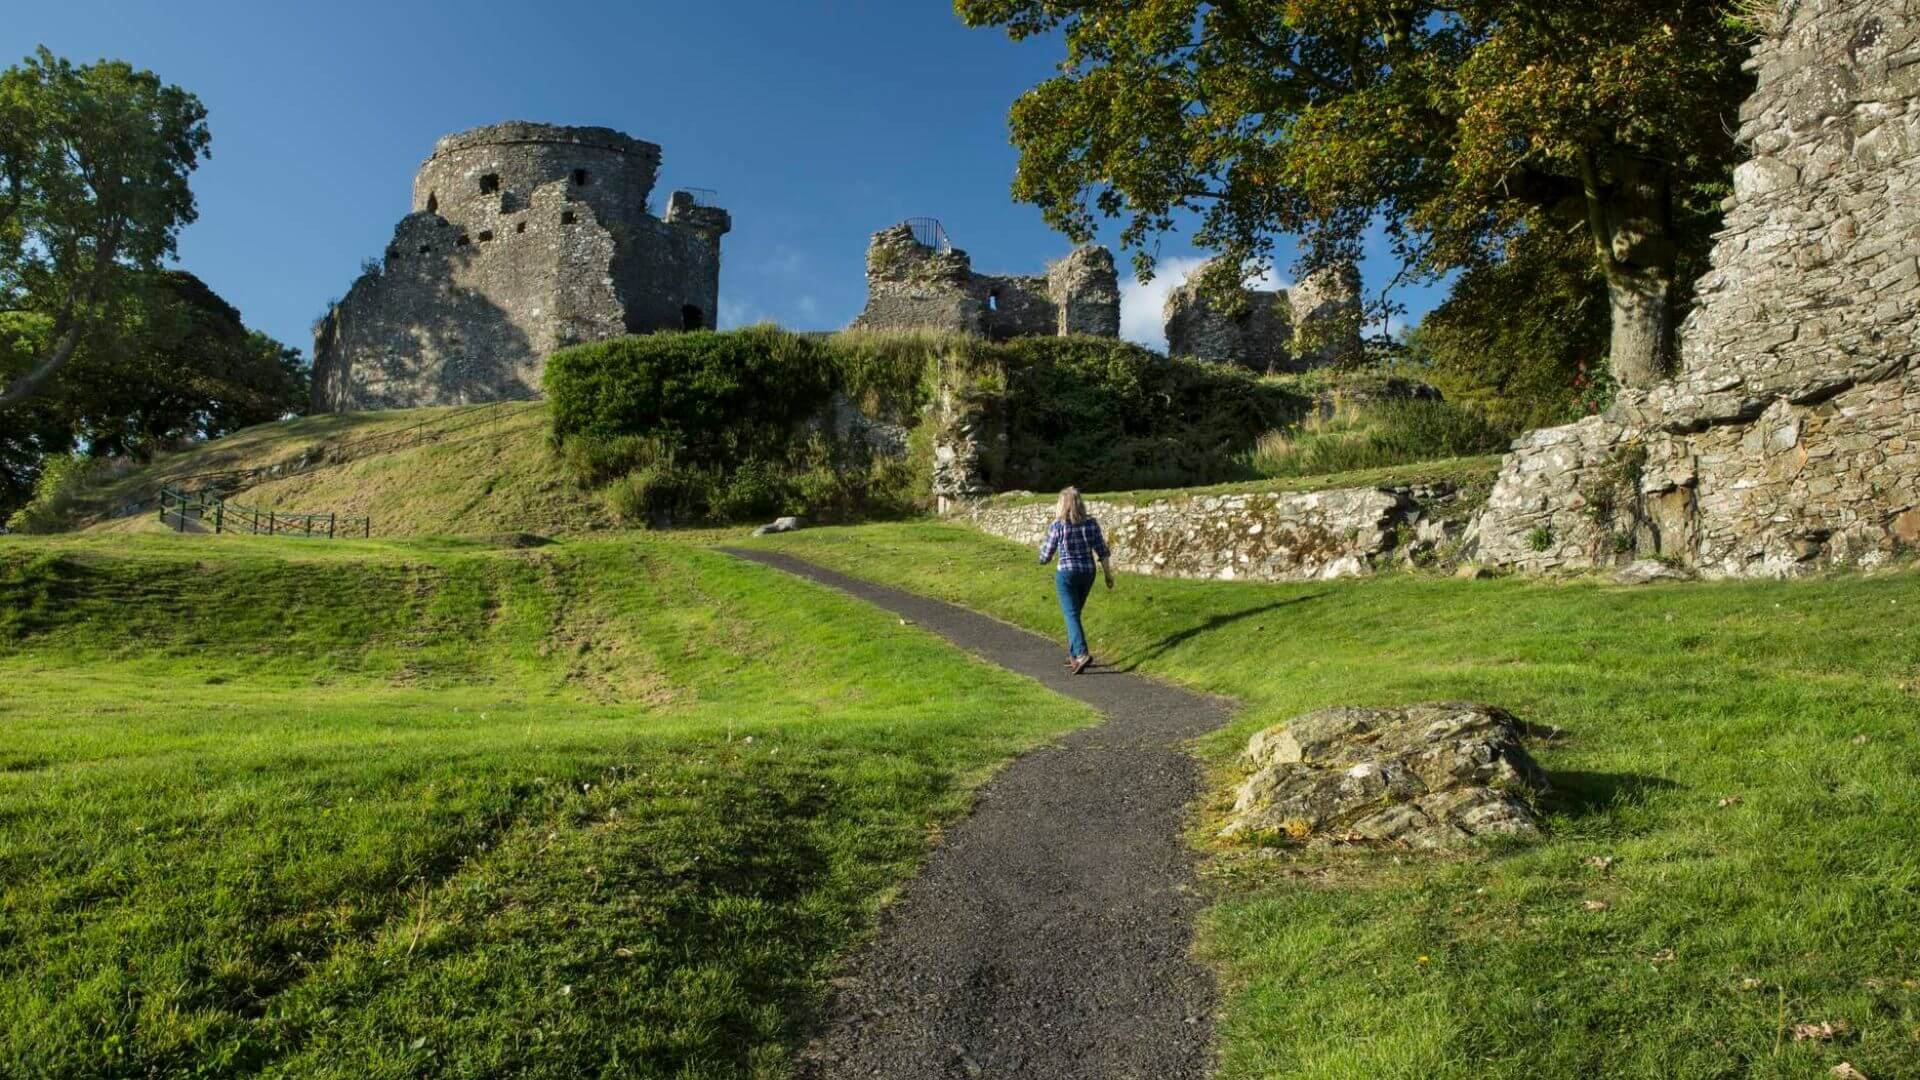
[[0, 531, 1094, 1077], [751, 522, 1920, 1079]]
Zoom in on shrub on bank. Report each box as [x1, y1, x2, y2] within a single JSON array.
[[547, 328, 928, 526], [992, 337, 1304, 492]]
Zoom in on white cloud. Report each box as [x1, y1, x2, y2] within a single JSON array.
[[718, 297, 767, 329], [1118, 255, 1289, 352]]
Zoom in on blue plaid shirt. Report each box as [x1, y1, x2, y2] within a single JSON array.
[[1038, 517, 1109, 573]]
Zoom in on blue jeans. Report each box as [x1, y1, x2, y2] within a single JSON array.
[[1054, 568, 1097, 658]]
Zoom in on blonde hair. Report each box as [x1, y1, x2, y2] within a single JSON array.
[[1054, 486, 1087, 525]]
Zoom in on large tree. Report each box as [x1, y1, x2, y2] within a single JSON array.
[[0, 46, 210, 411], [956, 1, 1752, 386], [0, 272, 307, 517]]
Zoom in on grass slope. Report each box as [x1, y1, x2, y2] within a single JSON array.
[[0, 531, 1094, 1077], [76, 402, 609, 538], [748, 522, 1920, 1079]]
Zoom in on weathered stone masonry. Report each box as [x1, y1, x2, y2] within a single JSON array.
[[964, 483, 1470, 583], [1162, 261, 1364, 373], [311, 123, 730, 412], [1475, 0, 1920, 577], [849, 222, 1120, 339]]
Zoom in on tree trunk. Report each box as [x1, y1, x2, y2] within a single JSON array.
[[1580, 150, 1678, 388], [1604, 266, 1673, 389]]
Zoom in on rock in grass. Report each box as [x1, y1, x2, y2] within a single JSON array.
[[1222, 703, 1548, 849], [751, 516, 803, 537], [1612, 559, 1693, 585]]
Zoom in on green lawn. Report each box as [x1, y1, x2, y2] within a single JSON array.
[[0, 532, 1094, 1077], [747, 522, 1920, 1079]]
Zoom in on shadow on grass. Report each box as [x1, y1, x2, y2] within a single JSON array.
[[1105, 594, 1330, 673], [1543, 769, 1681, 818]]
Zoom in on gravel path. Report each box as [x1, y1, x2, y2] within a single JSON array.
[[723, 548, 1229, 1080]]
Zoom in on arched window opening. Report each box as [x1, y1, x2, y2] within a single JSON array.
[[681, 304, 704, 331], [425, 192, 438, 214], [988, 289, 1000, 313], [479, 174, 499, 195], [573, 169, 589, 186]]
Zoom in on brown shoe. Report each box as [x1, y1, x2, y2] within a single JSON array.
[[1069, 655, 1092, 675]]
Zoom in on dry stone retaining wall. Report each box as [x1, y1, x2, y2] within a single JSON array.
[[963, 484, 1468, 582], [1475, 0, 1920, 576]]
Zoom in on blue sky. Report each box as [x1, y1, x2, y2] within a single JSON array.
[[10, 1, 1445, 356]]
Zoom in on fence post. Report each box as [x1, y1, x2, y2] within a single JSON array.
[[267, 511, 276, 536], [328, 512, 335, 539], [364, 517, 371, 539], [214, 500, 224, 534]]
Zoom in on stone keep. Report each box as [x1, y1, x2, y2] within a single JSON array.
[[849, 222, 1120, 340], [311, 122, 731, 412], [1474, 0, 1920, 577], [1162, 261, 1363, 372]]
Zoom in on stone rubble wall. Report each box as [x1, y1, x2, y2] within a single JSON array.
[[962, 483, 1468, 583], [1474, 0, 1920, 577], [849, 222, 1120, 340]]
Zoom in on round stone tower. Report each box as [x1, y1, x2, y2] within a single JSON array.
[[410, 121, 662, 230]]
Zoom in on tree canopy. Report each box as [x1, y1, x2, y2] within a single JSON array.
[[0, 46, 211, 410], [956, 0, 1752, 386]]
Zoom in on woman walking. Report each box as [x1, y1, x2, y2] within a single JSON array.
[[1038, 486, 1114, 674]]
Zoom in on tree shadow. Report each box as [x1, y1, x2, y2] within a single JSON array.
[[1102, 593, 1330, 672], [1542, 770, 1682, 818]]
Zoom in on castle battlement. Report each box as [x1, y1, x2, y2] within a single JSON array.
[[312, 122, 729, 413]]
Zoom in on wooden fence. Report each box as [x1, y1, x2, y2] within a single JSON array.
[[158, 487, 370, 539]]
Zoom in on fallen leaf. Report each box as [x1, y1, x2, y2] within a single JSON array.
[[1717, 794, 1743, 808], [1790, 1019, 1851, 1042], [1739, 977, 1765, 991], [1649, 948, 1675, 965], [1851, 733, 1871, 746], [1831, 1063, 1868, 1079], [1581, 899, 1610, 912], [1585, 855, 1615, 871], [614, 947, 634, 959]]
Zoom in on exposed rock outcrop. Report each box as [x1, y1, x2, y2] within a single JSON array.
[[1221, 703, 1549, 849]]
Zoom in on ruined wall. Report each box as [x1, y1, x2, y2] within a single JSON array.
[[849, 222, 1120, 340], [1162, 260, 1363, 372], [1049, 246, 1122, 337], [1163, 277, 1295, 373], [312, 123, 729, 413], [1286, 264, 1365, 369], [1474, 0, 1920, 577]]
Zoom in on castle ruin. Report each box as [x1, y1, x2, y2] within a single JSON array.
[[849, 220, 1120, 339], [311, 122, 730, 412], [1162, 261, 1364, 373], [1473, 0, 1920, 577]]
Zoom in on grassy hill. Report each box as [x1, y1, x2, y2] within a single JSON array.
[[68, 402, 612, 539], [0, 531, 1094, 1076]]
